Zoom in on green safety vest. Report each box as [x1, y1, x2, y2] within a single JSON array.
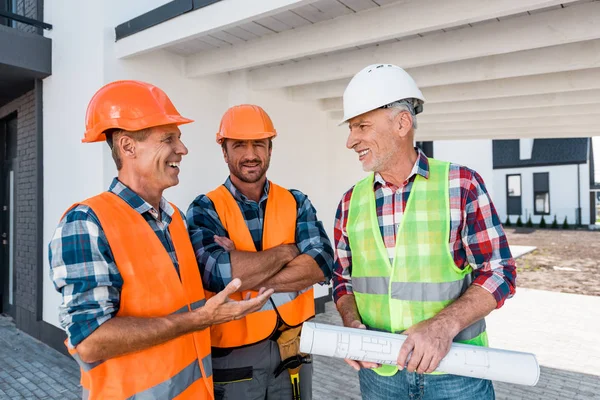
[[347, 158, 487, 376]]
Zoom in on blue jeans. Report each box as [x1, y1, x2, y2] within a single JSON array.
[[358, 368, 495, 400]]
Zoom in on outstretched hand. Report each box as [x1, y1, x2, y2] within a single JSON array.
[[202, 278, 274, 326]]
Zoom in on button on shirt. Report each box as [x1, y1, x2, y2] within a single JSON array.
[[49, 178, 184, 347], [186, 178, 334, 293], [332, 149, 517, 307]]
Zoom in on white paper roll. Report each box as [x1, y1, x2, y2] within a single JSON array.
[[300, 322, 539, 386]]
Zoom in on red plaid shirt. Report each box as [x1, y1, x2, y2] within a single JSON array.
[[332, 149, 516, 308]]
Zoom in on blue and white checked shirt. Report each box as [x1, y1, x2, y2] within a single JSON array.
[[49, 178, 184, 347], [186, 178, 334, 293]]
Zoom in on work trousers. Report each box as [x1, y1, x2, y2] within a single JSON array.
[[212, 339, 313, 400]]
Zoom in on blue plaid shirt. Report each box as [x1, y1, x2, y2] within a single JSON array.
[[49, 178, 184, 347], [186, 178, 334, 293]]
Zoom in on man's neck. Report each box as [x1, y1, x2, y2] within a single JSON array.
[[117, 173, 163, 213], [377, 147, 419, 187], [229, 175, 267, 203]]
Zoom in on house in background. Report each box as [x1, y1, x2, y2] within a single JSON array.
[[493, 138, 596, 226], [433, 138, 598, 227]]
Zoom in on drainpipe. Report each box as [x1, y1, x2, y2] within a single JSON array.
[[577, 164, 581, 225]]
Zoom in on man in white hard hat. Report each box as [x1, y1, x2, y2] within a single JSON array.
[[332, 64, 517, 399]]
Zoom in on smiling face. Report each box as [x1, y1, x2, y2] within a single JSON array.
[[222, 138, 271, 185], [346, 108, 403, 173], [123, 124, 189, 192]]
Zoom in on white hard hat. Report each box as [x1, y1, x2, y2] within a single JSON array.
[[340, 64, 425, 125]]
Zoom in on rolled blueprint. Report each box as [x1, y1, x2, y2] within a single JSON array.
[[300, 322, 539, 386]]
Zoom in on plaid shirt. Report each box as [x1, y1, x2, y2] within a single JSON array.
[[49, 178, 184, 347], [333, 149, 516, 308], [186, 177, 334, 293]]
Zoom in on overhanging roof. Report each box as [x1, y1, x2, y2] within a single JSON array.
[[114, 0, 600, 141]]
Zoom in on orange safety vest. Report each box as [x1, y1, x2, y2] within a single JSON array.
[[64, 192, 213, 400], [205, 182, 315, 348]]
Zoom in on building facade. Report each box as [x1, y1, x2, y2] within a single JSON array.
[[2, 0, 600, 353]]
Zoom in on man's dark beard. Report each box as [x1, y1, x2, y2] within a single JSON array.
[[230, 158, 270, 183]]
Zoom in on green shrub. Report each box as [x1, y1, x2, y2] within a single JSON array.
[[504, 216, 512, 227], [562, 216, 570, 230], [526, 216, 533, 228], [551, 215, 558, 229], [539, 215, 547, 228], [516, 216, 523, 227]]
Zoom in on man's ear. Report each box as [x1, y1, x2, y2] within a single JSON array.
[[394, 111, 413, 139], [119, 135, 136, 159]]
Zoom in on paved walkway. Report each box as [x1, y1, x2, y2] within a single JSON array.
[[1, 288, 599, 399], [0, 317, 79, 399]]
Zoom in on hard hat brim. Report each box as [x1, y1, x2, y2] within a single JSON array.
[[82, 114, 194, 143], [216, 131, 277, 144]]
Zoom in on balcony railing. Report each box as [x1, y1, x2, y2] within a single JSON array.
[[0, 9, 52, 33]]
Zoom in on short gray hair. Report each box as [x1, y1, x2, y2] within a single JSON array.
[[382, 99, 419, 129]]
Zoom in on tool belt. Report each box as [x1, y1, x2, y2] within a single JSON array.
[[273, 324, 311, 400]]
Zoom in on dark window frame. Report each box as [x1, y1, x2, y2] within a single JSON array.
[[533, 172, 550, 216], [506, 174, 522, 216]]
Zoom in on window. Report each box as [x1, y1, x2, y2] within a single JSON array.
[[533, 172, 550, 215], [507, 175, 521, 197], [506, 174, 522, 215]]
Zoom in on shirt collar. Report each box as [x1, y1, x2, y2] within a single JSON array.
[[373, 147, 430, 189], [224, 176, 270, 204], [108, 178, 174, 221]]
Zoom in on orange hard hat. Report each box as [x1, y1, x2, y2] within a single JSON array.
[[83, 80, 194, 143], [216, 104, 277, 144]]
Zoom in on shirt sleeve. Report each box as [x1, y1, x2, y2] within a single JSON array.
[[186, 194, 232, 293], [332, 187, 355, 303], [462, 170, 517, 308], [48, 205, 122, 348], [290, 190, 334, 284]]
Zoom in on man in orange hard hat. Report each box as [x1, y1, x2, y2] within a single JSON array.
[[187, 104, 334, 399], [49, 82, 273, 400]]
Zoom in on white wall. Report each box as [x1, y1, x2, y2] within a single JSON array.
[[433, 139, 495, 200], [43, 1, 108, 327], [42, 1, 365, 326], [493, 163, 591, 225]]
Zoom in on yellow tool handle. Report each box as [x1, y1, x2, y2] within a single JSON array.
[[290, 372, 301, 400]]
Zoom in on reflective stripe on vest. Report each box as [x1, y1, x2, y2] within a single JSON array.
[[353, 276, 471, 302], [206, 182, 315, 348], [125, 356, 213, 400], [348, 159, 487, 376], [64, 192, 214, 399]]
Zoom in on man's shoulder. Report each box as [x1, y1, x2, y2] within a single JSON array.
[[61, 203, 99, 224], [341, 184, 356, 201], [334, 184, 356, 212], [54, 203, 105, 241], [446, 161, 478, 182], [189, 193, 217, 209]]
